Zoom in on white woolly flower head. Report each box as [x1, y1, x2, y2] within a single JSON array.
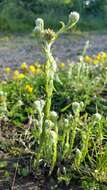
[[35, 18, 44, 31], [50, 111, 58, 121], [44, 119, 54, 129], [34, 99, 45, 113], [0, 91, 4, 96], [64, 118, 69, 127], [72, 101, 84, 115], [50, 130, 57, 143], [17, 100, 23, 106], [0, 91, 7, 97], [72, 102, 80, 114], [68, 11, 80, 25], [93, 113, 102, 122]]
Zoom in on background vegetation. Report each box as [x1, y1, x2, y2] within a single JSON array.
[[0, 0, 107, 32]]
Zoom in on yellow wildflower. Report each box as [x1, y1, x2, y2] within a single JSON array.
[[29, 65, 36, 74], [5, 67, 11, 73], [13, 70, 25, 80], [84, 55, 92, 63], [25, 84, 33, 93], [93, 59, 99, 64], [13, 70, 19, 80], [97, 52, 106, 62], [20, 62, 28, 71], [96, 54, 101, 61], [18, 73, 25, 80], [59, 63, 65, 68], [36, 64, 42, 73], [100, 51, 107, 62], [14, 70, 19, 75], [100, 52, 106, 58], [36, 67, 41, 74]]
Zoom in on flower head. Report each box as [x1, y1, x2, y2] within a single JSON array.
[[68, 12, 80, 27], [21, 62, 28, 71], [44, 119, 54, 129], [17, 100, 23, 106], [0, 91, 6, 102], [93, 113, 102, 122], [13, 70, 19, 80], [84, 55, 92, 63], [18, 73, 25, 80], [44, 28, 56, 42], [35, 18, 44, 31], [34, 18, 44, 35], [50, 111, 58, 121], [98, 52, 106, 59], [25, 84, 33, 93], [93, 59, 99, 64], [50, 130, 57, 143], [59, 63, 65, 69], [13, 70, 25, 80], [29, 65, 36, 74], [5, 67, 11, 74], [72, 102, 84, 115], [34, 99, 45, 113]]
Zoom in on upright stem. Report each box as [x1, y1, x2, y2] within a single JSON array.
[[36, 43, 56, 165], [43, 42, 56, 120]]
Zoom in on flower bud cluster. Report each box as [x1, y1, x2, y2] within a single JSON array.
[[33, 11, 80, 43], [72, 101, 84, 115]]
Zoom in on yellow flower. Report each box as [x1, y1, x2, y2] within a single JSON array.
[[13, 70, 19, 80], [100, 52, 106, 59], [14, 70, 19, 75], [18, 73, 25, 80], [29, 65, 36, 74], [96, 54, 101, 61], [97, 52, 107, 62], [36, 67, 42, 74], [13, 70, 25, 80], [20, 62, 28, 71], [93, 59, 99, 64], [5, 67, 11, 73], [25, 84, 33, 93], [59, 63, 65, 68], [84, 55, 92, 63]]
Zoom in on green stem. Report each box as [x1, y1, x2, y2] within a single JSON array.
[[43, 43, 56, 120], [36, 42, 56, 166]]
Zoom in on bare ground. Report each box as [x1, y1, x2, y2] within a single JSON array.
[[0, 32, 107, 68]]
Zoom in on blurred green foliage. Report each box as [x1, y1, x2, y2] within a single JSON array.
[[0, 0, 106, 32]]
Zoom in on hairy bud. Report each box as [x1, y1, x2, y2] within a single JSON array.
[[69, 12, 80, 25], [35, 18, 44, 31]]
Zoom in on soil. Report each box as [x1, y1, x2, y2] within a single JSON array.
[[0, 174, 83, 190], [0, 32, 107, 69], [0, 157, 83, 190]]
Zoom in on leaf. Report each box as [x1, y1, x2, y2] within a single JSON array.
[[0, 161, 7, 169], [60, 102, 72, 112], [59, 21, 65, 29], [21, 167, 29, 177], [54, 74, 63, 86]]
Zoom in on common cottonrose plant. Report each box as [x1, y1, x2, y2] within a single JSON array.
[[33, 12, 80, 171], [33, 11, 79, 120]]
